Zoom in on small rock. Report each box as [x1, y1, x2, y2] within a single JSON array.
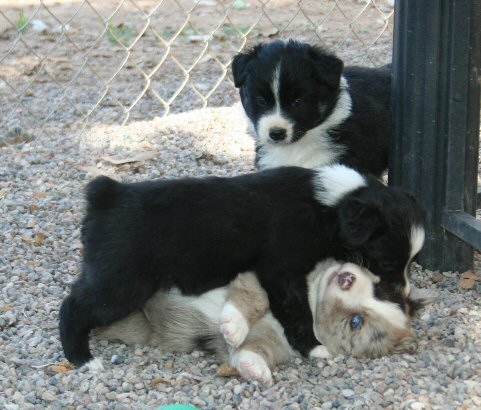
[[233, 384, 243, 395], [432, 272, 444, 283], [31, 19, 49, 32], [41, 391, 56, 402], [420, 313, 431, 322], [342, 389, 355, 398], [111, 354, 125, 365]]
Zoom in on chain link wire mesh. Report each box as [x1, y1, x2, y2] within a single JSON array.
[[0, 0, 394, 145]]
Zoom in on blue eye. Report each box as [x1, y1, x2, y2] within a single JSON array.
[[350, 314, 363, 330]]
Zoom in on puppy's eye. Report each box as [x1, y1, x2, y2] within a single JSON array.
[[255, 96, 268, 106], [350, 314, 363, 330], [292, 98, 304, 107]]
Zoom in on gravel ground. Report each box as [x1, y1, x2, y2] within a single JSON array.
[[1, 105, 481, 410]]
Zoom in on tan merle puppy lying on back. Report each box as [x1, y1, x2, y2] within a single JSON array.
[[97, 259, 431, 386]]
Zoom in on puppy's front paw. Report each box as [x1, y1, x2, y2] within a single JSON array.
[[309, 345, 330, 359], [85, 357, 104, 371], [220, 303, 249, 348], [232, 350, 273, 387]]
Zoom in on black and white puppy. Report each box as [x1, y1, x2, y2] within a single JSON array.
[[59, 164, 424, 369], [232, 39, 391, 176]]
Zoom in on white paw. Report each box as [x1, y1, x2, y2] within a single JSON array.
[[231, 350, 273, 387], [219, 303, 249, 348], [85, 357, 104, 371], [309, 345, 330, 359]]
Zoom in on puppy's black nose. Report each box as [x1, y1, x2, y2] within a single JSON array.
[[269, 127, 287, 141], [338, 272, 355, 290]]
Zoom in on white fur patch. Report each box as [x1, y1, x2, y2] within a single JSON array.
[[257, 76, 352, 170], [403, 225, 426, 295], [309, 345, 330, 359], [313, 164, 366, 206], [85, 357, 104, 371], [306, 259, 342, 342], [230, 350, 273, 386], [219, 303, 249, 348], [189, 288, 227, 322], [257, 112, 294, 145], [271, 63, 281, 108], [410, 226, 425, 260]]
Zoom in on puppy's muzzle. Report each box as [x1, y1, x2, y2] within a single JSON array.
[[338, 271, 355, 290]]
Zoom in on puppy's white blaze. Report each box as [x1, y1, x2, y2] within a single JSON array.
[[85, 357, 104, 371], [404, 225, 426, 295], [256, 63, 296, 145], [313, 164, 367, 206], [271, 63, 281, 110]]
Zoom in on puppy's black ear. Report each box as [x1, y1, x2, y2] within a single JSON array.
[[338, 197, 384, 248], [232, 45, 262, 88], [308, 47, 344, 88]]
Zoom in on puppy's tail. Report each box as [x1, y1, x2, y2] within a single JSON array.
[[85, 175, 123, 210]]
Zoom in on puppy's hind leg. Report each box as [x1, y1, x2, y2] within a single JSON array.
[[220, 272, 269, 348], [59, 276, 155, 369], [59, 293, 98, 369]]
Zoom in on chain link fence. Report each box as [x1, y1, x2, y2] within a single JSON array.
[[0, 0, 394, 145]]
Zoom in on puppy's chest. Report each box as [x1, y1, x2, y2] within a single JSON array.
[[257, 136, 343, 170]]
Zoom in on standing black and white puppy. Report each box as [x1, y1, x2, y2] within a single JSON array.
[[59, 164, 424, 369], [232, 39, 391, 176]]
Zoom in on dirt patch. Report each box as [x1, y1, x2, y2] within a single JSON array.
[[0, 0, 394, 140]]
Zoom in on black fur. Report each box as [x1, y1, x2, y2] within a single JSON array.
[[232, 39, 391, 177], [59, 167, 424, 366]]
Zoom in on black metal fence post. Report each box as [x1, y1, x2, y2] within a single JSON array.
[[391, 0, 481, 271]]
